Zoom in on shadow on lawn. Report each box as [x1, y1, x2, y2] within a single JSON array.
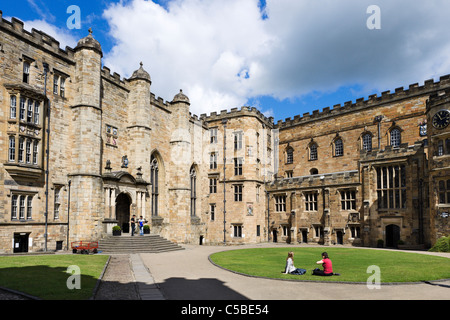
[[0, 265, 101, 300]]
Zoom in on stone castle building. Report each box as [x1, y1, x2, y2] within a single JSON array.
[[0, 13, 448, 253]]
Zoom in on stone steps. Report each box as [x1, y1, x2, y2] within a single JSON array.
[[99, 234, 185, 253]]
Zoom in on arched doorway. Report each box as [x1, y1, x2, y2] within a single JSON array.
[[385, 224, 400, 248], [116, 193, 132, 233]]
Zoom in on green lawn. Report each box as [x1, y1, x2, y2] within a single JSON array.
[[209, 247, 450, 283], [0, 254, 109, 300]]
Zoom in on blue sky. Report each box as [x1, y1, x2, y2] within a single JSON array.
[[2, 1, 450, 122]]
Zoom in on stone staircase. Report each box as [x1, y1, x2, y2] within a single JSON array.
[[98, 234, 185, 254]]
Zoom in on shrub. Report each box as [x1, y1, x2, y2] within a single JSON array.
[[143, 224, 150, 230], [112, 225, 121, 231], [429, 236, 450, 252]]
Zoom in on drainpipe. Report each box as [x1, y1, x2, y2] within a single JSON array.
[[43, 62, 50, 252], [222, 119, 227, 245]]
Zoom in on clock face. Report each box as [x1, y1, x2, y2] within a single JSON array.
[[432, 110, 450, 129]]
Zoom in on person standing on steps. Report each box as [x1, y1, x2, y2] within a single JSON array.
[[130, 215, 136, 236], [138, 216, 146, 236]]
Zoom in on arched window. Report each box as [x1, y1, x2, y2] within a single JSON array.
[[286, 147, 294, 164], [309, 143, 318, 161], [150, 155, 159, 216], [334, 138, 343, 157], [310, 168, 319, 175], [390, 128, 401, 148], [190, 166, 197, 217], [362, 133, 372, 152]]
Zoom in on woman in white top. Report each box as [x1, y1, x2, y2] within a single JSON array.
[[284, 251, 306, 275]]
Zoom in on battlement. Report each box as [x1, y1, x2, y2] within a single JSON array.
[[150, 92, 171, 111], [0, 11, 75, 62], [276, 75, 450, 129], [267, 170, 359, 190], [101, 66, 128, 89], [199, 106, 274, 126]]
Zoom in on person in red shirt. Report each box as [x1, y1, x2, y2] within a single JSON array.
[[313, 252, 338, 276]]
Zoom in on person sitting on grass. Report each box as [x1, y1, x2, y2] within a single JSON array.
[[284, 251, 306, 275], [312, 252, 340, 276]]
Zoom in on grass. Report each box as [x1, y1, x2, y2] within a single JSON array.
[[0, 254, 109, 300], [209, 247, 450, 283]]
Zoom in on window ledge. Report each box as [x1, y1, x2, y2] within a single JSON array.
[[3, 163, 43, 180]]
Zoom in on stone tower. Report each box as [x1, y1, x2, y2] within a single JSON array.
[[126, 62, 152, 181], [70, 29, 104, 241]]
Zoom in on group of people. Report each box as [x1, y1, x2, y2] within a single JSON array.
[[130, 215, 147, 236], [284, 251, 340, 276]]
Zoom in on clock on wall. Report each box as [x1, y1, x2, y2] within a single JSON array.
[[432, 109, 450, 129]]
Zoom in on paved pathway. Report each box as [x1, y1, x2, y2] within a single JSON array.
[[139, 243, 450, 300]]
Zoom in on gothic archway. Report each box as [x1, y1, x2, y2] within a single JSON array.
[[116, 193, 132, 233]]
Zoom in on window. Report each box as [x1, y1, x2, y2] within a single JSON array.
[[305, 192, 318, 211], [19, 97, 26, 121], [18, 138, 25, 163], [210, 152, 217, 169], [210, 128, 218, 144], [233, 225, 242, 238], [11, 195, 18, 220], [310, 168, 319, 175], [234, 132, 243, 150], [54, 187, 61, 220], [26, 139, 32, 164], [10, 96, 17, 119], [256, 185, 260, 202], [438, 180, 450, 204], [60, 77, 66, 98], [33, 141, 38, 165], [53, 75, 59, 94], [334, 139, 343, 157], [257, 225, 261, 237], [362, 133, 372, 152], [341, 190, 356, 210], [390, 128, 401, 148], [9, 136, 16, 162], [286, 171, 293, 178], [210, 204, 216, 221], [23, 61, 30, 83], [27, 99, 33, 123], [150, 156, 159, 216], [436, 139, 450, 156], [275, 195, 286, 212], [12, 194, 34, 220], [314, 225, 324, 238], [309, 143, 318, 161], [209, 178, 217, 194], [190, 167, 197, 216], [350, 226, 360, 239], [376, 165, 407, 209], [34, 101, 40, 125], [286, 148, 294, 164], [234, 158, 243, 176], [234, 185, 243, 202]]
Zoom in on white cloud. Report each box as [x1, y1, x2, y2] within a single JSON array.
[[102, 0, 450, 116], [18, 19, 78, 49]]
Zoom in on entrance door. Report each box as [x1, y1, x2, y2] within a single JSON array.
[[272, 230, 278, 243], [13, 233, 29, 253], [386, 224, 400, 247], [336, 231, 343, 245], [301, 230, 308, 243], [116, 193, 131, 233]]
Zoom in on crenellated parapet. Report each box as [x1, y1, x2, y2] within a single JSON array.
[[276, 75, 450, 129], [0, 11, 75, 63], [266, 170, 360, 191], [200, 106, 274, 127]]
